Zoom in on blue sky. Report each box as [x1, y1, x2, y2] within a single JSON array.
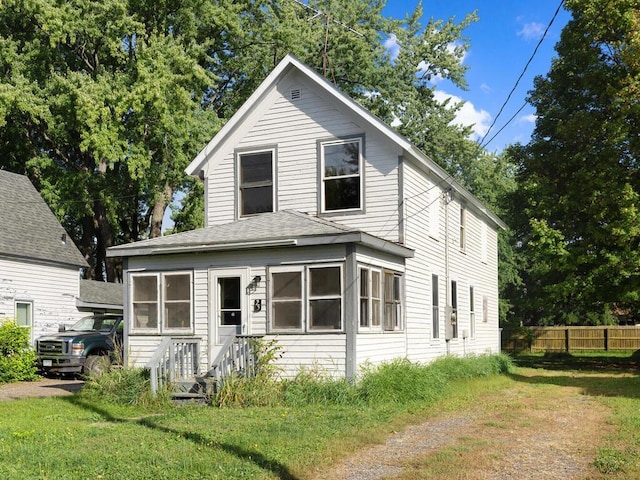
[[382, 0, 571, 152]]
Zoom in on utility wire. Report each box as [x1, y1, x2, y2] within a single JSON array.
[[478, 0, 565, 149]]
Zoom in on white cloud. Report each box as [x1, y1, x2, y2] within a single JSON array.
[[433, 90, 492, 140], [384, 34, 400, 60], [519, 113, 537, 124], [518, 22, 545, 41]]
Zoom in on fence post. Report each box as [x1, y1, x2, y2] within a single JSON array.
[[604, 328, 609, 351], [565, 328, 570, 353]]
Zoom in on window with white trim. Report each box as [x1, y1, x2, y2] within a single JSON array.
[[269, 265, 342, 332], [131, 272, 192, 333], [450, 280, 458, 339], [15, 301, 32, 328], [320, 138, 363, 212], [358, 267, 403, 332], [459, 207, 466, 251], [238, 149, 274, 216], [432, 275, 439, 339], [483, 295, 489, 323], [469, 286, 475, 338]]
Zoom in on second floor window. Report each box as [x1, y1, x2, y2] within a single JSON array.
[[239, 150, 274, 216], [320, 138, 362, 212]]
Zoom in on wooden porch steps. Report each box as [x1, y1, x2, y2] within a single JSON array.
[[171, 376, 216, 403]]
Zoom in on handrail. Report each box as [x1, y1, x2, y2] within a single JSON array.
[[147, 337, 201, 394], [209, 335, 262, 386]]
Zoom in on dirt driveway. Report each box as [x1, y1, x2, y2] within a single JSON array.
[[0, 377, 84, 401], [313, 369, 619, 480]]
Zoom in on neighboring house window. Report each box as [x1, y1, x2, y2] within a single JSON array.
[[450, 280, 458, 338], [270, 264, 342, 332], [459, 207, 466, 251], [383, 271, 402, 331], [238, 149, 274, 216], [320, 137, 363, 212], [15, 301, 32, 328], [432, 274, 439, 339], [469, 286, 475, 338], [131, 272, 192, 333]]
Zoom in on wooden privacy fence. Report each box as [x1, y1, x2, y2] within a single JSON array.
[[502, 326, 640, 353]]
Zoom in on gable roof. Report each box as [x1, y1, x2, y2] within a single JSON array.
[[0, 170, 87, 268], [186, 54, 506, 230], [107, 210, 413, 259]]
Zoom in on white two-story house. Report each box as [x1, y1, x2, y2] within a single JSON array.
[[108, 55, 506, 381]]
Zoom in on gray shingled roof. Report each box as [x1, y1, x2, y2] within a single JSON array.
[[0, 170, 87, 267], [78, 280, 124, 309], [108, 210, 413, 258]]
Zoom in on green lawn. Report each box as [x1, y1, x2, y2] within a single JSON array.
[[1, 353, 639, 479]]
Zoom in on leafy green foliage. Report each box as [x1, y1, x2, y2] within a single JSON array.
[[505, 0, 640, 325], [0, 320, 38, 383]]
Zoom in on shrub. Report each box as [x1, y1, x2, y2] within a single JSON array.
[[0, 320, 38, 383], [80, 367, 171, 407]]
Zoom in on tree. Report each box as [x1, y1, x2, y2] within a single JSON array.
[[1, 0, 483, 279], [507, 0, 640, 325]]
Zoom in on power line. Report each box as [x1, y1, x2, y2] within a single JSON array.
[[479, 0, 565, 149]]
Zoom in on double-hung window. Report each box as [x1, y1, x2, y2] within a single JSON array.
[[131, 272, 192, 333], [320, 137, 363, 212], [238, 149, 274, 216], [270, 265, 342, 332], [358, 267, 402, 332], [469, 286, 476, 338], [432, 274, 439, 339]]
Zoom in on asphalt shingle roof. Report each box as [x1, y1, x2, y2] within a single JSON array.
[[78, 280, 124, 308], [108, 210, 413, 258], [0, 170, 87, 267]]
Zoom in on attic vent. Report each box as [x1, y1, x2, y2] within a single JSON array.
[[290, 87, 302, 101]]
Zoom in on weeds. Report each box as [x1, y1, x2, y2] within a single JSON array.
[[593, 447, 627, 474], [80, 367, 171, 407]]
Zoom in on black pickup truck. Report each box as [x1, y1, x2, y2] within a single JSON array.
[[35, 314, 123, 377]]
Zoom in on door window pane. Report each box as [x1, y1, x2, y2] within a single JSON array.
[[219, 277, 241, 326]]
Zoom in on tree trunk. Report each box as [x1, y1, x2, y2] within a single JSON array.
[[149, 183, 173, 239]]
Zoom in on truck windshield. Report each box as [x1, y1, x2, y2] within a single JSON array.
[[69, 316, 119, 332]]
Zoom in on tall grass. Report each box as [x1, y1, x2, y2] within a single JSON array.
[[214, 354, 513, 408], [80, 367, 172, 407]]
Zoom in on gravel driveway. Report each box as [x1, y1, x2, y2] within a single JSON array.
[[0, 377, 84, 401]]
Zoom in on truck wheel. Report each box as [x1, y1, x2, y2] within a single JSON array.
[[83, 355, 111, 377]]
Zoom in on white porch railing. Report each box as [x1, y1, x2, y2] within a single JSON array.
[[209, 335, 262, 386], [147, 337, 201, 395]]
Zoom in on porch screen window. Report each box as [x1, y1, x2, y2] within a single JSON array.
[[239, 150, 274, 216], [309, 266, 341, 330], [383, 272, 401, 331], [164, 274, 191, 330], [321, 138, 362, 212], [132, 272, 192, 333], [271, 270, 302, 330], [359, 266, 402, 332], [132, 275, 158, 330], [270, 265, 342, 332]]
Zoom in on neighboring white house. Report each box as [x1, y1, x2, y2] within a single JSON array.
[[0, 170, 122, 342], [108, 55, 506, 379]]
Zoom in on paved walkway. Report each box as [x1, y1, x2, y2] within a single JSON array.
[[0, 378, 84, 401]]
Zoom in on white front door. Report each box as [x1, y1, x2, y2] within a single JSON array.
[[210, 268, 250, 348]]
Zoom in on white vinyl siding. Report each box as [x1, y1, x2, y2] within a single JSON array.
[[0, 257, 85, 343]]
